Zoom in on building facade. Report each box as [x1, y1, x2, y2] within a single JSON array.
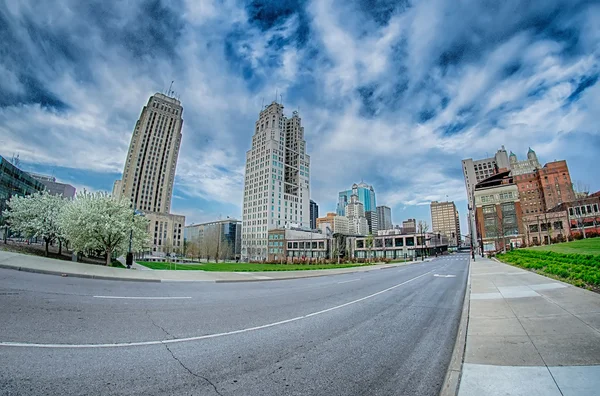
[[474, 171, 524, 253], [0, 156, 46, 236], [402, 218, 416, 234], [548, 195, 600, 238], [184, 219, 242, 260], [336, 182, 376, 216], [430, 201, 461, 247], [241, 102, 311, 261], [462, 146, 510, 247], [365, 210, 378, 234], [376, 205, 392, 230], [309, 199, 318, 229], [352, 231, 447, 260], [267, 228, 329, 262], [508, 148, 541, 176], [29, 173, 76, 199], [112, 93, 185, 255], [346, 194, 369, 235], [522, 211, 571, 246]]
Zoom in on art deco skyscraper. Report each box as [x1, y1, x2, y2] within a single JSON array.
[[241, 101, 311, 261], [113, 93, 185, 256]]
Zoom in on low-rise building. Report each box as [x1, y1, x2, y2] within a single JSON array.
[[353, 230, 447, 260], [184, 219, 242, 260], [548, 194, 600, 238], [28, 173, 76, 199], [521, 211, 571, 246], [267, 228, 330, 261]]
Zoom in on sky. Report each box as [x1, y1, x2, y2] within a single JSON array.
[[1, 0, 599, 233]]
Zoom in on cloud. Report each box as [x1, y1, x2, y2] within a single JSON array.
[[1, 0, 599, 233]]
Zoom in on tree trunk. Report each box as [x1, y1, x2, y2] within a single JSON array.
[[58, 240, 62, 255], [105, 249, 112, 266], [45, 239, 49, 256]]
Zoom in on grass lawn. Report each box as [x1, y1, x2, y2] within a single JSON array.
[[527, 238, 600, 256], [137, 261, 377, 272], [496, 238, 600, 290]]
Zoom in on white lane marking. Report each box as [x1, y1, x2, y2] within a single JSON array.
[[2, 269, 436, 349], [433, 274, 456, 278], [93, 296, 192, 300], [337, 279, 360, 284]]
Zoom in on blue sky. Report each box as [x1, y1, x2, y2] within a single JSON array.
[[1, 0, 599, 232]]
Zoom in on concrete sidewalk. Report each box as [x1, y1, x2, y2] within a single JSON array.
[[0, 250, 426, 283], [458, 257, 600, 396]]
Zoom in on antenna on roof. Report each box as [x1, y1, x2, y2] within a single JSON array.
[[280, 93, 283, 107], [275, 89, 278, 103], [261, 97, 264, 110], [168, 81, 174, 96]]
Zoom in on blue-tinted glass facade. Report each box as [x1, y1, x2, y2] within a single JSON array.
[[0, 156, 46, 225], [336, 183, 376, 216]]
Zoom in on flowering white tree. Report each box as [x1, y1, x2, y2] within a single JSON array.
[[3, 191, 67, 256], [60, 191, 150, 266]]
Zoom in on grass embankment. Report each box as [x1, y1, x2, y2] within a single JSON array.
[[497, 238, 600, 289], [137, 261, 377, 272], [527, 238, 600, 256]]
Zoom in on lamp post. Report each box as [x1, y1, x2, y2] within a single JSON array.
[[126, 208, 143, 269]]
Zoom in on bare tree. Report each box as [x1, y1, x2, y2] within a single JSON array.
[[417, 220, 429, 260]]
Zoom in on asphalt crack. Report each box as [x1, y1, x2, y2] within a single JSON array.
[[145, 311, 223, 396], [163, 343, 224, 396], [145, 310, 176, 339]]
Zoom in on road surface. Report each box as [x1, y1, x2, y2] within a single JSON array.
[[0, 254, 469, 395]]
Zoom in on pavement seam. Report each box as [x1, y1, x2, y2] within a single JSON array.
[[490, 277, 565, 396]]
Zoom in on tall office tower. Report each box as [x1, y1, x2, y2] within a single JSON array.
[[346, 194, 369, 235], [430, 201, 461, 247], [241, 101, 311, 261], [337, 182, 376, 215], [402, 218, 416, 233], [365, 211, 378, 234], [113, 93, 185, 256], [462, 146, 510, 247], [309, 199, 319, 230], [376, 205, 392, 230]]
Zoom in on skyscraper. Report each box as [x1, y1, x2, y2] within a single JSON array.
[[241, 101, 311, 261], [346, 194, 369, 235], [376, 205, 392, 230], [430, 201, 461, 247], [113, 93, 185, 256], [309, 199, 318, 229], [337, 182, 376, 216]]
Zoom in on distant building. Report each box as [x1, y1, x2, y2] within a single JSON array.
[[430, 201, 461, 247], [352, 230, 447, 260], [337, 181, 376, 216], [508, 148, 541, 176], [474, 170, 524, 253], [0, 156, 46, 237], [268, 228, 330, 261], [316, 212, 350, 235], [346, 194, 369, 235], [309, 200, 319, 229], [112, 93, 185, 255], [365, 211, 378, 234], [185, 219, 242, 260], [402, 218, 416, 234], [28, 173, 76, 199], [376, 205, 392, 230]]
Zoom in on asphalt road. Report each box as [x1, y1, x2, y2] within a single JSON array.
[[0, 254, 469, 396]]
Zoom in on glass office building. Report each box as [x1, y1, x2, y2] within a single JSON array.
[[0, 155, 46, 226], [336, 182, 376, 216]]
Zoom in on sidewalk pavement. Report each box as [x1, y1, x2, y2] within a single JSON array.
[[0, 250, 426, 283], [458, 257, 600, 396]]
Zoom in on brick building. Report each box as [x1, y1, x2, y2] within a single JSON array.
[[474, 170, 524, 253]]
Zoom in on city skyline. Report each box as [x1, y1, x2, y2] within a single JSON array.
[[2, 0, 599, 234]]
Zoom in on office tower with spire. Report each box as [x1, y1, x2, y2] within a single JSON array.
[[113, 92, 185, 256], [241, 101, 311, 261]]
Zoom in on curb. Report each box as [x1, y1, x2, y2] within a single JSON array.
[[439, 257, 472, 396], [0, 263, 160, 283], [0, 258, 431, 284]]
